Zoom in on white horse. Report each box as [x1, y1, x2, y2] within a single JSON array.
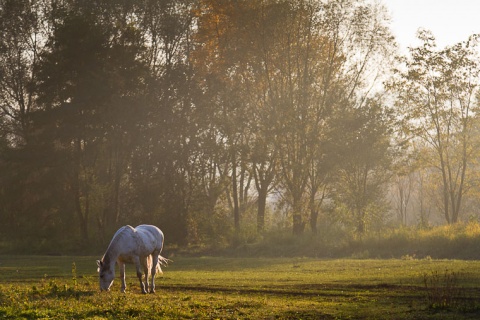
[[96, 225, 169, 294]]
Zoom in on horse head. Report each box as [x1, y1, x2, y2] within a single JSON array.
[[96, 260, 114, 292]]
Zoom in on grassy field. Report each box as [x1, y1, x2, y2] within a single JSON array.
[[1, 255, 480, 319]]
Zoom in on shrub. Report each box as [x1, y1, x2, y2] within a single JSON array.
[[423, 269, 461, 309]]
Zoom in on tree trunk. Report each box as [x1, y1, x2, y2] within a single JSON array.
[[231, 153, 240, 234], [292, 197, 304, 235], [310, 209, 318, 234], [257, 188, 267, 234], [72, 167, 88, 240], [441, 169, 451, 224], [357, 210, 365, 235]]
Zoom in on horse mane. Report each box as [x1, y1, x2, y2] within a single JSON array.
[[102, 225, 134, 265]]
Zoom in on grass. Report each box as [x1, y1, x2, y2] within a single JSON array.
[[1, 256, 480, 319], [205, 222, 480, 260]]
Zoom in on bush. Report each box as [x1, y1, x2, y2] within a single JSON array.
[[216, 221, 480, 259]]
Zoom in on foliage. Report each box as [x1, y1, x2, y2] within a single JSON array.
[[330, 98, 396, 234], [212, 221, 480, 260], [1, 0, 480, 252], [389, 30, 480, 224]]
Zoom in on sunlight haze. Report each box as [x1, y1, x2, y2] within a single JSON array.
[[383, 0, 480, 51]]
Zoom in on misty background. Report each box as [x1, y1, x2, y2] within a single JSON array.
[[1, 0, 480, 256]]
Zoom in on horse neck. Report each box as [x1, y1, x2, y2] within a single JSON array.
[[103, 238, 121, 268], [102, 226, 135, 268]]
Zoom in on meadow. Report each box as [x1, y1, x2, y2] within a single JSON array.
[[1, 255, 480, 319]]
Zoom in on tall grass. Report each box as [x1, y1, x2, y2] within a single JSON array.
[[423, 269, 463, 310], [3, 221, 480, 259], [223, 221, 480, 259], [365, 222, 480, 259]]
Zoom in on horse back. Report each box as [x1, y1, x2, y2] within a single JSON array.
[[135, 225, 164, 254]]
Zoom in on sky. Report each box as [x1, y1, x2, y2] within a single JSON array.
[[383, 0, 480, 52]]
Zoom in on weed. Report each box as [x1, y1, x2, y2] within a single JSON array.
[[72, 262, 77, 288], [351, 250, 370, 259], [422, 269, 473, 311]]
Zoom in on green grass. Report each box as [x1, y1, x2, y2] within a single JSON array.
[[1, 255, 480, 319]]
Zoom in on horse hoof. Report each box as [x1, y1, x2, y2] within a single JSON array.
[[149, 290, 156, 294]]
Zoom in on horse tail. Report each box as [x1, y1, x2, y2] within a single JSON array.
[[156, 255, 171, 275]]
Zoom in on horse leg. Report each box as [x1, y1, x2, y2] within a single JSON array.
[[134, 256, 147, 294], [143, 256, 150, 293], [119, 262, 127, 293], [150, 252, 159, 293]]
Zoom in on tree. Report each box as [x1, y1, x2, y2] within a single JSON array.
[[192, 0, 260, 238], [331, 99, 394, 234], [190, 0, 396, 236], [128, 0, 197, 244], [254, 0, 335, 235], [35, 9, 149, 241], [0, 0, 54, 241], [391, 30, 480, 224], [392, 163, 415, 226], [0, 0, 43, 143], [270, 0, 394, 235]]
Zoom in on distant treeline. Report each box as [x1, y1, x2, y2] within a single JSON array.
[[1, 0, 480, 252]]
